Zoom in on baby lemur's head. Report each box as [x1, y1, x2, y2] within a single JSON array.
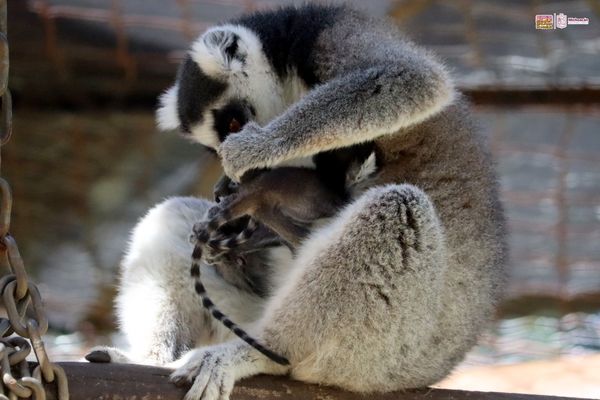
[[156, 25, 288, 151]]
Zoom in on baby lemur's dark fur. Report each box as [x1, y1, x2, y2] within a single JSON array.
[[209, 168, 344, 248]]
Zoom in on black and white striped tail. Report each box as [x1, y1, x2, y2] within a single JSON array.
[[190, 246, 290, 366]]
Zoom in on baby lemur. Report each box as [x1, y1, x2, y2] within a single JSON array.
[[89, 4, 506, 400]]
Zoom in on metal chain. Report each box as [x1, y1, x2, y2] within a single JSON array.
[[0, 2, 68, 400]]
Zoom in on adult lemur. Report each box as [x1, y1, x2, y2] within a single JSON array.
[[88, 4, 506, 400]]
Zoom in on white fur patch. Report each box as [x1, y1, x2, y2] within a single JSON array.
[[191, 27, 239, 77], [220, 25, 287, 125], [190, 103, 222, 149], [156, 85, 180, 131]]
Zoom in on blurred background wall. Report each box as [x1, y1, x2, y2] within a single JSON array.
[[5, 0, 600, 397]]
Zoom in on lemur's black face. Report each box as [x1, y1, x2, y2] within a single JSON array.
[[211, 100, 256, 142]]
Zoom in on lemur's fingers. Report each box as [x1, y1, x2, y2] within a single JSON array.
[[206, 234, 244, 252], [202, 238, 229, 263], [203, 249, 247, 268], [191, 218, 258, 266], [207, 219, 258, 251], [230, 225, 284, 254]]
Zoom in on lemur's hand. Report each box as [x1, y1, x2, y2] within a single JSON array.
[[192, 199, 259, 265], [219, 122, 274, 182], [191, 219, 245, 266]]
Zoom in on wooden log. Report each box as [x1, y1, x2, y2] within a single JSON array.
[[38, 362, 587, 400]]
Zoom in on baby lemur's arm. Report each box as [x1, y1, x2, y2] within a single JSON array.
[[205, 167, 343, 249], [219, 29, 453, 181], [197, 178, 284, 263]]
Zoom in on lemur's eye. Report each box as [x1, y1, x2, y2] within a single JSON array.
[[228, 118, 242, 133]]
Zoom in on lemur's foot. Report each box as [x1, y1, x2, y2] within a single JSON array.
[[169, 345, 239, 400], [170, 341, 289, 400], [85, 346, 132, 364]]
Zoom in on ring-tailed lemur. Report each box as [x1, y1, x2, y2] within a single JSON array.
[[88, 4, 506, 400]]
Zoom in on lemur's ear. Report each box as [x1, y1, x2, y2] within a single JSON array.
[[191, 27, 244, 77], [156, 85, 180, 131]]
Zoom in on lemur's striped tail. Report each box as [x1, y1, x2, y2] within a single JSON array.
[[190, 245, 290, 366]]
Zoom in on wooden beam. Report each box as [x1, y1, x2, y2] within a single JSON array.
[[38, 362, 587, 400]]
